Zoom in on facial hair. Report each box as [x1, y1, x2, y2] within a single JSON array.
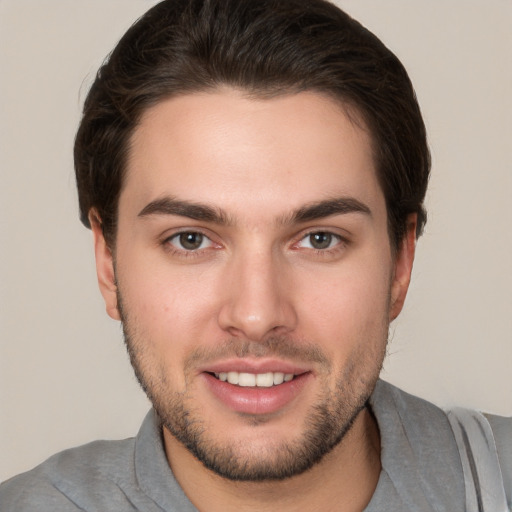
[[117, 290, 387, 482]]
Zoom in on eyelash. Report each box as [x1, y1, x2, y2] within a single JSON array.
[[162, 228, 348, 260], [162, 230, 219, 259], [293, 230, 348, 257]]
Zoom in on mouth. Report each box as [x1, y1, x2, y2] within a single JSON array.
[[202, 367, 311, 415], [211, 371, 296, 387]]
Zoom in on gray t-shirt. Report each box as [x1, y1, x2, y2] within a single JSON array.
[[1, 380, 510, 511]]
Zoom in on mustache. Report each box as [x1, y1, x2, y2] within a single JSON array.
[[116, 292, 330, 370], [184, 336, 330, 370]]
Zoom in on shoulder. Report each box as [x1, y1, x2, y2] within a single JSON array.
[[373, 381, 512, 509], [486, 412, 512, 468], [486, 413, 512, 506], [373, 379, 511, 457], [371, 379, 454, 433], [0, 438, 137, 512], [371, 380, 466, 477]]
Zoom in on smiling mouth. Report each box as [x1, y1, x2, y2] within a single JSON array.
[[212, 371, 296, 387]]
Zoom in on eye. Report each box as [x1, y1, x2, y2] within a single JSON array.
[[297, 231, 341, 250], [167, 231, 213, 251]]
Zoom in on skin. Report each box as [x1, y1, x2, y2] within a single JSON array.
[[91, 89, 416, 511]]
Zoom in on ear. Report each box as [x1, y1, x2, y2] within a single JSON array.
[[89, 209, 121, 321], [389, 214, 417, 321]]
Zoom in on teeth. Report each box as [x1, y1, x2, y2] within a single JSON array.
[[227, 371, 239, 385], [273, 372, 284, 385], [256, 372, 273, 387], [213, 371, 295, 387], [238, 373, 256, 386]]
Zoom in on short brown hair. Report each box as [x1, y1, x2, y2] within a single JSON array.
[[74, 0, 430, 250]]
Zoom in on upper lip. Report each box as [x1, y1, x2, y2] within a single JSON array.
[[197, 358, 311, 376]]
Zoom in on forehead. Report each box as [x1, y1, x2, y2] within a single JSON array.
[[122, 89, 385, 223]]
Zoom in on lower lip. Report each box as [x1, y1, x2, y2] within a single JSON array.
[[202, 372, 312, 415]]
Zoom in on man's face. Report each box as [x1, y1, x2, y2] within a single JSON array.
[[92, 89, 414, 480]]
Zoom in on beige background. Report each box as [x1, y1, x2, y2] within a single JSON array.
[[1, 0, 511, 483]]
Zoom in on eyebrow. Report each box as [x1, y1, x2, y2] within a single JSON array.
[[288, 197, 372, 223], [137, 196, 371, 225], [138, 197, 231, 225]]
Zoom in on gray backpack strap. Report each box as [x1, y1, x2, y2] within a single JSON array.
[[447, 408, 509, 512]]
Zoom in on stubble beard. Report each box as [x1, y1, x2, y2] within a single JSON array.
[[117, 293, 387, 482]]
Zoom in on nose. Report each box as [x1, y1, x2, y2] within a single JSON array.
[[217, 249, 298, 341]]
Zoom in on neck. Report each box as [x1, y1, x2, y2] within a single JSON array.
[[163, 407, 381, 512]]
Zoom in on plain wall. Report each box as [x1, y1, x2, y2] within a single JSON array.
[[1, 0, 511, 482]]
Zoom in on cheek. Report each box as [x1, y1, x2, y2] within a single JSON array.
[[297, 255, 392, 347], [118, 258, 223, 344], [117, 266, 223, 391]]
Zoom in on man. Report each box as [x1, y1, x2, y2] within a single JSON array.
[[1, 0, 510, 510]]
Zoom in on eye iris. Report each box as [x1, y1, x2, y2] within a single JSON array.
[[179, 232, 203, 250], [310, 232, 332, 249]]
